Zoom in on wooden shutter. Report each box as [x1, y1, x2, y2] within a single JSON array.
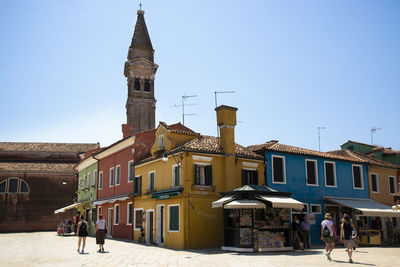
[[205, 165, 212, 185], [175, 166, 180, 186], [138, 175, 142, 194], [133, 177, 137, 194], [252, 170, 258, 185], [242, 170, 247, 185]]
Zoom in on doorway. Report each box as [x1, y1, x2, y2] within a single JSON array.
[[156, 205, 164, 245], [146, 210, 154, 245], [107, 208, 113, 238]]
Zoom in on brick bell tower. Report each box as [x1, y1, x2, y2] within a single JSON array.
[[124, 9, 158, 135]]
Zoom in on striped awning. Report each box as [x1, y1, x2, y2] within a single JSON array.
[[54, 202, 80, 214], [256, 195, 304, 210], [224, 199, 266, 209], [212, 195, 235, 208], [92, 194, 130, 205]]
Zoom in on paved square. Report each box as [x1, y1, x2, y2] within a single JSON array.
[[1, 232, 399, 266]]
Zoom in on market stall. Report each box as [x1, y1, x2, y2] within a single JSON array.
[[212, 185, 304, 252]]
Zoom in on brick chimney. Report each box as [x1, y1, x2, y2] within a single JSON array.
[[122, 124, 132, 138], [216, 105, 237, 154]]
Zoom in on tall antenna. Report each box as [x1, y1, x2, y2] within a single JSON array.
[[370, 127, 381, 145], [318, 126, 326, 151], [173, 94, 197, 125], [214, 91, 235, 136]]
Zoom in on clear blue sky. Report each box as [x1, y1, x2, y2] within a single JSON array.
[[1, 0, 399, 152]]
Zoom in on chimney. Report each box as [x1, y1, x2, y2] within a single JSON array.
[[215, 105, 237, 154], [122, 124, 132, 138]]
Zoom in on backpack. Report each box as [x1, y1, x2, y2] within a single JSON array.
[[81, 222, 87, 232], [322, 225, 330, 237]]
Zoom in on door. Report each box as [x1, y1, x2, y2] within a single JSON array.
[[107, 208, 113, 238], [156, 205, 164, 245], [146, 210, 154, 245]]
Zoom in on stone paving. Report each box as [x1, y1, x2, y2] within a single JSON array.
[[1, 232, 399, 267]]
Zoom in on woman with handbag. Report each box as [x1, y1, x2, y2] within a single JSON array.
[[95, 214, 107, 252]]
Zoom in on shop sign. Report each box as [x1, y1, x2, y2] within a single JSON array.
[[309, 214, 316, 224]]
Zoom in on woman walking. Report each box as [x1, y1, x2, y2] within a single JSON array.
[[77, 215, 88, 253], [95, 214, 107, 252], [340, 215, 356, 263], [321, 213, 336, 261]]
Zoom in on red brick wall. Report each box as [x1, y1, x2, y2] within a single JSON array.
[[98, 201, 133, 240]]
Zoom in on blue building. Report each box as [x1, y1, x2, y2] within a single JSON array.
[[248, 140, 369, 245]]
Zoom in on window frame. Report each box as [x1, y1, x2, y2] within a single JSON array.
[[310, 204, 321, 214], [168, 204, 180, 232], [134, 208, 144, 230], [148, 171, 155, 191], [194, 163, 213, 186], [389, 176, 396, 195], [352, 164, 364, 189], [87, 173, 91, 188], [172, 164, 180, 187], [99, 171, 103, 190], [114, 204, 120, 225], [127, 202, 133, 225], [0, 178, 30, 194], [115, 165, 121, 186], [0, 179, 7, 194], [158, 135, 164, 149], [133, 175, 142, 194], [93, 170, 97, 187], [271, 155, 286, 184], [305, 159, 318, 186], [241, 168, 258, 186], [324, 161, 337, 188], [109, 167, 115, 187], [370, 173, 379, 193], [128, 160, 134, 183]]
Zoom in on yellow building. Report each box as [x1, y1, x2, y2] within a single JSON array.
[[131, 105, 264, 249]]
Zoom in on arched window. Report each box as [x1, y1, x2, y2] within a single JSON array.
[[144, 80, 151, 92], [134, 79, 140, 91], [0, 178, 30, 194]]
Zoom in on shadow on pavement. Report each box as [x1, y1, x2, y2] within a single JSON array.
[[331, 259, 375, 266]]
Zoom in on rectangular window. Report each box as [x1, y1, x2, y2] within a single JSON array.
[[241, 169, 258, 185], [352, 164, 363, 189], [114, 204, 119, 225], [116, 165, 121, 185], [109, 167, 115, 187], [272, 155, 286, 183], [194, 164, 212, 186], [128, 161, 134, 182], [172, 165, 181, 187], [93, 170, 97, 186], [86, 173, 91, 188], [306, 160, 318, 186], [127, 203, 133, 225], [324, 161, 336, 187], [158, 135, 164, 149], [371, 173, 378, 193], [134, 209, 143, 230], [133, 176, 142, 194], [389, 176, 396, 194], [99, 172, 103, 190], [97, 206, 102, 220], [168, 205, 180, 232], [310, 204, 321, 214], [148, 171, 155, 191]]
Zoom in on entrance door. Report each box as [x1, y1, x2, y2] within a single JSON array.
[[146, 210, 154, 245], [325, 206, 340, 235], [156, 205, 164, 245], [107, 208, 113, 238]]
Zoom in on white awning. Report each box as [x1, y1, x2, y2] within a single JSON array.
[[212, 195, 235, 208], [325, 197, 400, 217], [224, 199, 266, 209], [54, 202, 80, 214], [92, 195, 129, 206], [393, 205, 400, 212], [257, 195, 305, 210]]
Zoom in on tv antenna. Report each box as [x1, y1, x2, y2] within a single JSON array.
[[173, 94, 197, 125], [370, 127, 381, 145]]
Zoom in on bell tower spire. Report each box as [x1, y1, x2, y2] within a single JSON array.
[[124, 9, 158, 135]]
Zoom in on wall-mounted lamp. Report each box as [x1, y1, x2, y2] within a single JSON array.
[[162, 152, 182, 166], [62, 179, 67, 185]]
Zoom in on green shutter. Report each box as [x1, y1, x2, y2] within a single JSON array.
[[175, 166, 180, 186], [205, 165, 212, 185], [139, 175, 142, 194], [133, 177, 137, 194], [169, 206, 179, 231]]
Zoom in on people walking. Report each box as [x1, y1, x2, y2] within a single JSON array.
[[77, 215, 88, 253], [340, 214, 356, 263], [300, 217, 311, 249], [321, 213, 336, 261], [95, 214, 107, 252]]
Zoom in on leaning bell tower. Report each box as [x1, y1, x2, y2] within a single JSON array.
[[124, 9, 158, 135]]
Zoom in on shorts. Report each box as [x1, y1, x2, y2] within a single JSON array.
[[323, 236, 334, 244], [344, 239, 354, 248]]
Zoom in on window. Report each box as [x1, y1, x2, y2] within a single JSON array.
[[172, 165, 180, 187], [194, 164, 212, 186], [144, 80, 150, 92], [158, 135, 164, 149], [0, 180, 6, 193], [352, 164, 363, 189], [20, 180, 29, 192], [134, 79, 140, 91], [310, 204, 321, 214], [242, 169, 258, 185], [127, 203, 133, 225], [116, 165, 121, 185], [389, 176, 396, 194], [272, 155, 286, 183], [134, 209, 143, 230], [305, 159, 318, 186], [128, 161, 134, 182], [148, 171, 155, 191], [324, 161, 336, 187], [133, 176, 142, 194], [87, 173, 91, 188], [91, 208, 96, 224], [93, 170, 97, 186], [8, 178, 19, 192], [114, 204, 120, 225], [99, 172, 103, 190], [109, 167, 115, 187], [370, 173, 378, 193], [168, 205, 180, 232], [97, 206, 102, 220]]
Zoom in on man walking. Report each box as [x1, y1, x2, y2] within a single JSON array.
[[300, 217, 311, 249], [321, 213, 336, 261]]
